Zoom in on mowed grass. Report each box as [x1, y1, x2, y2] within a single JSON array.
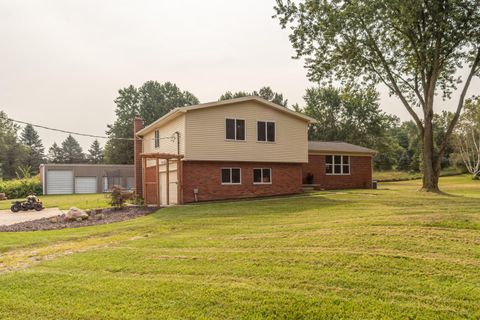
[[0, 176, 479, 319], [0, 193, 110, 210]]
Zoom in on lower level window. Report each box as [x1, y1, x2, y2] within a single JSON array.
[[326, 155, 350, 175], [253, 168, 272, 184], [222, 168, 241, 184]]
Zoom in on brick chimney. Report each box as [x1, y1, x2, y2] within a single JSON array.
[[133, 116, 144, 198]]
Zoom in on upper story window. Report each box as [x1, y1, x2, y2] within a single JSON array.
[[253, 168, 272, 184], [326, 155, 350, 175], [257, 121, 275, 142], [226, 118, 245, 141], [154, 130, 160, 149], [221, 168, 241, 184]]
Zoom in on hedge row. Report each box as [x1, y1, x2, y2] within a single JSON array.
[[0, 177, 43, 199]]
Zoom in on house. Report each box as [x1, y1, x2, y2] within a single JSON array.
[[133, 96, 375, 205], [40, 164, 134, 195]]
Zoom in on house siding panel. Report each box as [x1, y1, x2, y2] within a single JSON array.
[[182, 161, 303, 203], [184, 101, 309, 163], [302, 155, 373, 189], [142, 114, 186, 158]]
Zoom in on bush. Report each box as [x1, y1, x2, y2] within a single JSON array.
[[109, 185, 126, 209], [0, 177, 42, 199]]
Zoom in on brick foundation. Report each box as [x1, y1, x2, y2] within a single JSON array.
[[302, 155, 372, 189], [182, 161, 303, 203]]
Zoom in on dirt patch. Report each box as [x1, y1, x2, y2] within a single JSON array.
[[0, 206, 157, 232]]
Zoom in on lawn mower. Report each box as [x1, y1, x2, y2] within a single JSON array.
[[10, 194, 44, 212]]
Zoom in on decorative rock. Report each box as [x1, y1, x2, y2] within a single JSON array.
[[96, 213, 105, 220], [49, 217, 58, 224], [66, 207, 89, 221], [95, 208, 103, 214], [0, 193, 7, 200]]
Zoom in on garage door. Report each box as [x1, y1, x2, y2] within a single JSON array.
[[75, 177, 97, 194], [46, 170, 74, 194]]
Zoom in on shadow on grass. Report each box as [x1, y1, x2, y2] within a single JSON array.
[[150, 193, 346, 221]]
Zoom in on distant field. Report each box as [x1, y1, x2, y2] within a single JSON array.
[[373, 168, 462, 181], [0, 175, 478, 319], [0, 193, 110, 210]]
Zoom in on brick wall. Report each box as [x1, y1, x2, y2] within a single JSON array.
[[133, 117, 144, 197], [182, 161, 303, 203], [302, 155, 372, 189]]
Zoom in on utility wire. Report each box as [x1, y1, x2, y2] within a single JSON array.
[[8, 118, 176, 141]]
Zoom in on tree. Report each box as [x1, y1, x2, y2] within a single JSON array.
[[104, 81, 199, 164], [0, 111, 26, 179], [20, 124, 44, 174], [47, 142, 63, 163], [275, 0, 480, 192], [88, 140, 104, 164], [61, 135, 85, 163], [219, 86, 288, 107], [301, 85, 402, 170], [452, 97, 480, 179]]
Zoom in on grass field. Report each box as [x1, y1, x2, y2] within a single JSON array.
[[0, 176, 479, 319], [0, 193, 111, 210]]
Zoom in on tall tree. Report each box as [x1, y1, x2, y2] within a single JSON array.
[[19, 124, 44, 174], [302, 85, 402, 170], [0, 111, 26, 179], [88, 139, 104, 164], [47, 143, 63, 163], [61, 135, 85, 163], [275, 0, 480, 192], [104, 81, 199, 164], [219, 86, 288, 107]]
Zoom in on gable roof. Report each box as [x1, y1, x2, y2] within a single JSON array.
[[308, 141, 376, 155], [136, 96, 316, 136]]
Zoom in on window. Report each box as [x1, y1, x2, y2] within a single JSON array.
[[221, 168, 241, 184], [253, 168, 272, 184], [154, 130, 160, 149], [257, 121, 275, 142], [326, 155, 350, 175], [226, 118, 245, 141]]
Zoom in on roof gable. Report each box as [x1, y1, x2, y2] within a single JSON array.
[[136, 96, 316, 136]]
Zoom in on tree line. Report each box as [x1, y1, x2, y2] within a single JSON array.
[[1, 80, 477, 181], [0, 112, 104, 179]]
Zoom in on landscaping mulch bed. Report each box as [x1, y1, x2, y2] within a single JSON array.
[[0, 206, 158, 232]]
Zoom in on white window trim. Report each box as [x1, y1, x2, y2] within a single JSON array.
[[221, 167, 242, 185], [253, 168, 272, 184], [256, 120, 276, 143], [325, 155, 351, 176], [225, 118, 247, 142]]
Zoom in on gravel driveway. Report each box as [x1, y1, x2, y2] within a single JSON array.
[[0, 208, 64, 226]]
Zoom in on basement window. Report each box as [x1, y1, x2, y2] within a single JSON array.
[[253, 168, 272, 184], [326, 155, 350, 175], [226, 118, 245, 141], [257, 121, 275, 142], [221, 168, 241, 184]]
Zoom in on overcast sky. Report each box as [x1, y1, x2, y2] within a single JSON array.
[[1, 0, 479, 150]]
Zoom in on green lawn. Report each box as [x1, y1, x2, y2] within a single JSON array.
[[0, 176, 479, 319], [0, 193, 110, 210]]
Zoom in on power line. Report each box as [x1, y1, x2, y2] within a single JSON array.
[[8, 118, 176, 141]]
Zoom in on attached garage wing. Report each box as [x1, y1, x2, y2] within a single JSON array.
[[46, 170, 74, 194], [74, 177, 97, 194]]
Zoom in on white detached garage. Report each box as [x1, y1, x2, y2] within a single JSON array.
[[40, 164, 134, 195]]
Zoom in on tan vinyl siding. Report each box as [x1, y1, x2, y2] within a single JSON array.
[[185, 101, 308, 163], [143, 114, 185, 167]]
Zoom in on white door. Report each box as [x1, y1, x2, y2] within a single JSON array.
[[75, 177, 97, 194], [159, 169, 178, 205], [47, 170, 74, 194]]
